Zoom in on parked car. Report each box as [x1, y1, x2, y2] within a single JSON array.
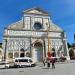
[[14, 57, 36, 68], [8, 62, 17, 68], [0, 61, 9, 69]]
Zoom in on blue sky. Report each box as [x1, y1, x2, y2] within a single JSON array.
[[0, 0, 75, 44]]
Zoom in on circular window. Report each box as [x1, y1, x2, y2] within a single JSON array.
[[34, 22, 43, 30]]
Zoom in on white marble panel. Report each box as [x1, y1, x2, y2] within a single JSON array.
[[8, 30, 61, 38]]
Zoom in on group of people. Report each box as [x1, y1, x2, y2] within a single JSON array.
[[43, 56, 56, 69]]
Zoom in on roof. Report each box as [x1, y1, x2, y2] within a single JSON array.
[[7, 20, 23, 29], [23, 7, 49, 16], [50, 22, 63, 31], [6, 7, 63, 32]]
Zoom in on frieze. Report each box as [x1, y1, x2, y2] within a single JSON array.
[[7, 30, 61, 37]]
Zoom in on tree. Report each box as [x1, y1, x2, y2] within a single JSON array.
[[69, 49, 75, 59], [67, 42, 71, 48], [72, 43, 75, 47]]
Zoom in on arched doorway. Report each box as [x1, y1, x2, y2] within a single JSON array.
[[20, 48, 25, 57], [34, 42, 43, 62]]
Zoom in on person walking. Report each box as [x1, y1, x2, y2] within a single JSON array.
[[50, 57, 56, 69], [47, 58, 50, 68], [43, 58, 46, 66]]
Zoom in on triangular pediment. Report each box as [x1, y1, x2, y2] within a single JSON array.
[[23, 7, 48, 15]]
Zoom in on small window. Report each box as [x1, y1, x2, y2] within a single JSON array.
[[19, 59, 28, 62]]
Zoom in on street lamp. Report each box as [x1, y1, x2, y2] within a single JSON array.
[[46, 23, 52, 58]]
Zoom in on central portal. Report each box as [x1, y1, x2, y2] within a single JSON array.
[[34, 42, 43, 62], [20, 48, 25, 57]]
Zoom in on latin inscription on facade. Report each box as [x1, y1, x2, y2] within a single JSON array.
[[6, 30, 61, 38]]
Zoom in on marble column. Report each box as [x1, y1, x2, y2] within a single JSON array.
[[42, 40, 45, 60], [64, 39, 70, 60], [4, 39, 8, 62]]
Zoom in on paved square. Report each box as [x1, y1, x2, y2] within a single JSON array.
[[0, 62, 75, 75]]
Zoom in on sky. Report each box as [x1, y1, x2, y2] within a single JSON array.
[[0, 0, 75, 44]]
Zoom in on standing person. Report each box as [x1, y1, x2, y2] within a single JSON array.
[[47, 58, 50, 68], [42, 58, 46, 66], [50, 57, 56, 69]]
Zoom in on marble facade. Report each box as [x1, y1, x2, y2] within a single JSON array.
[[3, 8, 70, 62]]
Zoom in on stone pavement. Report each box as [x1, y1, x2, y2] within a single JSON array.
[[0, 61, 75, 75]]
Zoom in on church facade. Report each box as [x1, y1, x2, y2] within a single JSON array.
[[3, 8, 70, 62]]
